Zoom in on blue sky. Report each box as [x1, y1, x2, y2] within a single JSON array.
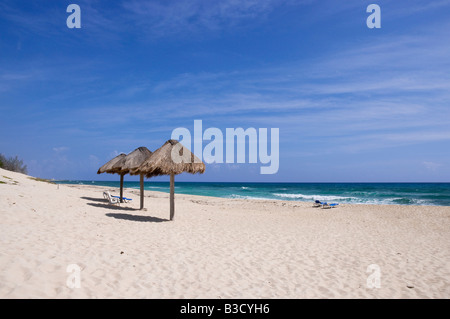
[[1, 0, 450, 182]]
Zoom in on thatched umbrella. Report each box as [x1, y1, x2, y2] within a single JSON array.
[[131, 140, 205, 220], [109, 146, 152, 208], [97, 153, 126, 174], [97, 153, 127, 198]]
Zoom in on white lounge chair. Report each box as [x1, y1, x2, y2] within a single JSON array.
[[103, 191, 120, 205]]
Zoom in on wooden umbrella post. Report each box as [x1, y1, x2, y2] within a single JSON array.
[[140, 174, 144, 210], [170, 173, 175, 220], [119, 173, 124, 203]]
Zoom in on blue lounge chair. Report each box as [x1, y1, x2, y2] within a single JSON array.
[[322, 202, 339, 209], [111, 195, 132, 203]]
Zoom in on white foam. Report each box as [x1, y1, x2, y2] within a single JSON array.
[[273, 193, 354, 201], [228, 194, 272, 201]]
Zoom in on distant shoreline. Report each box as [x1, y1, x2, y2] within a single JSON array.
[[55, 180, 450, 184], [56, 180, 450, 207]]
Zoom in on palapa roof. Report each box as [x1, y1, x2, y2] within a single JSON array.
[[109, 146, 152, 175], [97, 153, 126, 174], [131, 140, 205, 178]]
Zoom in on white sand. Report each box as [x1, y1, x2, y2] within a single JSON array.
[[1, 168, 449, 298]]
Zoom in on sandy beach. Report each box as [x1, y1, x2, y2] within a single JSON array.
[[1, 167, 449, 299]]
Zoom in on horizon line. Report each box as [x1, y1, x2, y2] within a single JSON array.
[[55, 180, 450, 184]]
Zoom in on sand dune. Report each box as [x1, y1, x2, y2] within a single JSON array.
[[1, 168, 449, 298]]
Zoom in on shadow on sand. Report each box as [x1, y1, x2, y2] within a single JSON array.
[[81, 196, 107, 203], [83, 197, 167, 222], [86, 202, 136, 211], [105, 213, 168, 223]]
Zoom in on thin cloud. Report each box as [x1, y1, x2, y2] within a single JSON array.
[[423, 161, 442, 172], [122, 0, 300, 37], [53, 146, 69, 153]]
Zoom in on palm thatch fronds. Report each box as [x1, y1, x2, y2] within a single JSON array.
[[131, 140, 205, 178], [97, 153, 126, 174], [110, 146, 152, 174]]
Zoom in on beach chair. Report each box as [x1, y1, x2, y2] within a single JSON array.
[[103, 191, 120, 205], [111, 194, 132, 203], [322, 202, 339, 209], [103, 191, 132, 204], [313, 200, 323, 207]]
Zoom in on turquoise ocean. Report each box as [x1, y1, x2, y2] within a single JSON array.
[[56, 181, 450, 206]]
